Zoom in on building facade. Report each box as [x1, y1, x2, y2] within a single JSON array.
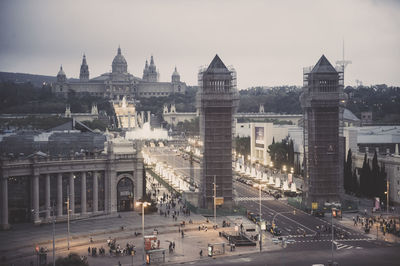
[[52, 47, 187, 100], [0, 136, 144, 229], [249, 122, 304, 171], [162, 104, 199, 126], [300, 55, 346, 208], [196, 55, 239, 209]]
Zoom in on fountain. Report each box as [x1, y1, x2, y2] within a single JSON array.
[[125, 122, 168, 140]]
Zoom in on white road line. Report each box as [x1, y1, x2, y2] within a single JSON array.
[[259, 202, 317, 233]]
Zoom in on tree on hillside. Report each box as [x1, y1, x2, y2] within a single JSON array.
[[371, 151, 380, 197], [288, 139, 294, 167], [344, 149, 353, 193], [352, 169, 359, 196], [378, 162, 387, 203], [267, 138, 291, 169], [359, 153, 371, 197], [234, 137, 250, 159]]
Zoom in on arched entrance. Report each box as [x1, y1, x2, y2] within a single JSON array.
[[117, 177, 134, 212]]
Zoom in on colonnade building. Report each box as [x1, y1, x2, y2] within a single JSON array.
[[0, 132, 144, 229]]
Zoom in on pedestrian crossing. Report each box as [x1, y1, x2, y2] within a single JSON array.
[[283, 238, 369, 251], [334, 241, 363, 250], [286, 233, 367, 238], [291, 239, 367, 243]]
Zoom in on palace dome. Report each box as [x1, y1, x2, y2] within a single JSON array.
[[112, 46, 128, 73]]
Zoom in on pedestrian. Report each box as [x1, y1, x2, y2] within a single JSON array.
[[198, 225, 201, 231], [181, 230, 184, 238], [199, 249, 203, 257], [88, 246, 91, 255]]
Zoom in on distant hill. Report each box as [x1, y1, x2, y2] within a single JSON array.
[[0, 72, 57, 87]]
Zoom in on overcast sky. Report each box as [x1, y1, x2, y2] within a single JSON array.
[[0, 0, 399, 89]]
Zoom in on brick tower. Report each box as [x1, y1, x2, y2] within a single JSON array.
[[300, 55, 345, 209], [197, 55, 239, 209]]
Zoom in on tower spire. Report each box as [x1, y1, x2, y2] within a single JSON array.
[[80, 53, 89, 81]]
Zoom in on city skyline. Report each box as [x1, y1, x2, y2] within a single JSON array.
[[0, 0, 399, 89]]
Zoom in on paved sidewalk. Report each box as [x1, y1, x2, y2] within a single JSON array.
[[0, 198, 282, 266], [332, 210, 400, 244]]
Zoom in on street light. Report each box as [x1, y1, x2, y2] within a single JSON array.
[[136, 201, 150, 265], [325, 202, 340, 264], [31, 201, 56, 266], [385, 180, 389, 214], [66, 185, 71, 251], [253, 183, 266, 252]]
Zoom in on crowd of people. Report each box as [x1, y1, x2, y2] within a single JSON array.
[[87, 237, 136, 258], [353, 213, 399, 236]]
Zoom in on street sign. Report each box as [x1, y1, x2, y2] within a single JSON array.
[[215, 197, 224, 205], [312, 202, 318, 210]]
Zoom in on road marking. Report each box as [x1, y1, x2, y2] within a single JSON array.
[[258, 202, 317, 234]]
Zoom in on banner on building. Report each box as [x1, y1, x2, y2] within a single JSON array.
[[255, 127, 264, 148]]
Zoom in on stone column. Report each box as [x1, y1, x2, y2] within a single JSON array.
[[1, 178, 9, 229], [33, 175, 40, 223], [69, 173, 75, 215], [81, 172, 87, 214], [57, 173, 62, 217], [93, 172, 98, 213], [45, 174, 51, 219]]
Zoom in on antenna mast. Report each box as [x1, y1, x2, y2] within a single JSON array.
[[335, 39, 352, 85]]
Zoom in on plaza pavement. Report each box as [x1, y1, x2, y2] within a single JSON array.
[[0, 200, 281, 266]]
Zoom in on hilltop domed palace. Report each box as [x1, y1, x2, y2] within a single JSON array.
[[52, 47, 187, 99]]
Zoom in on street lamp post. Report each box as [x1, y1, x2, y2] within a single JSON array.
[[51, 201, 56, 266], [325, 202, 340, 264], [214, 175, 217, 228], [66, 185, 70, 250], [331, 208, 334, 262], [32, 202, 56, 266], [253, 183, 266, 252], [136, 201, 149, 265], [386, 180, 389, 214]]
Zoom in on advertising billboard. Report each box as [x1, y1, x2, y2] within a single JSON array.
[[255, 127, 264, 148]]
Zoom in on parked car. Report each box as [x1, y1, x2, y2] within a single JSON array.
[[313, 210, 325, 217]]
